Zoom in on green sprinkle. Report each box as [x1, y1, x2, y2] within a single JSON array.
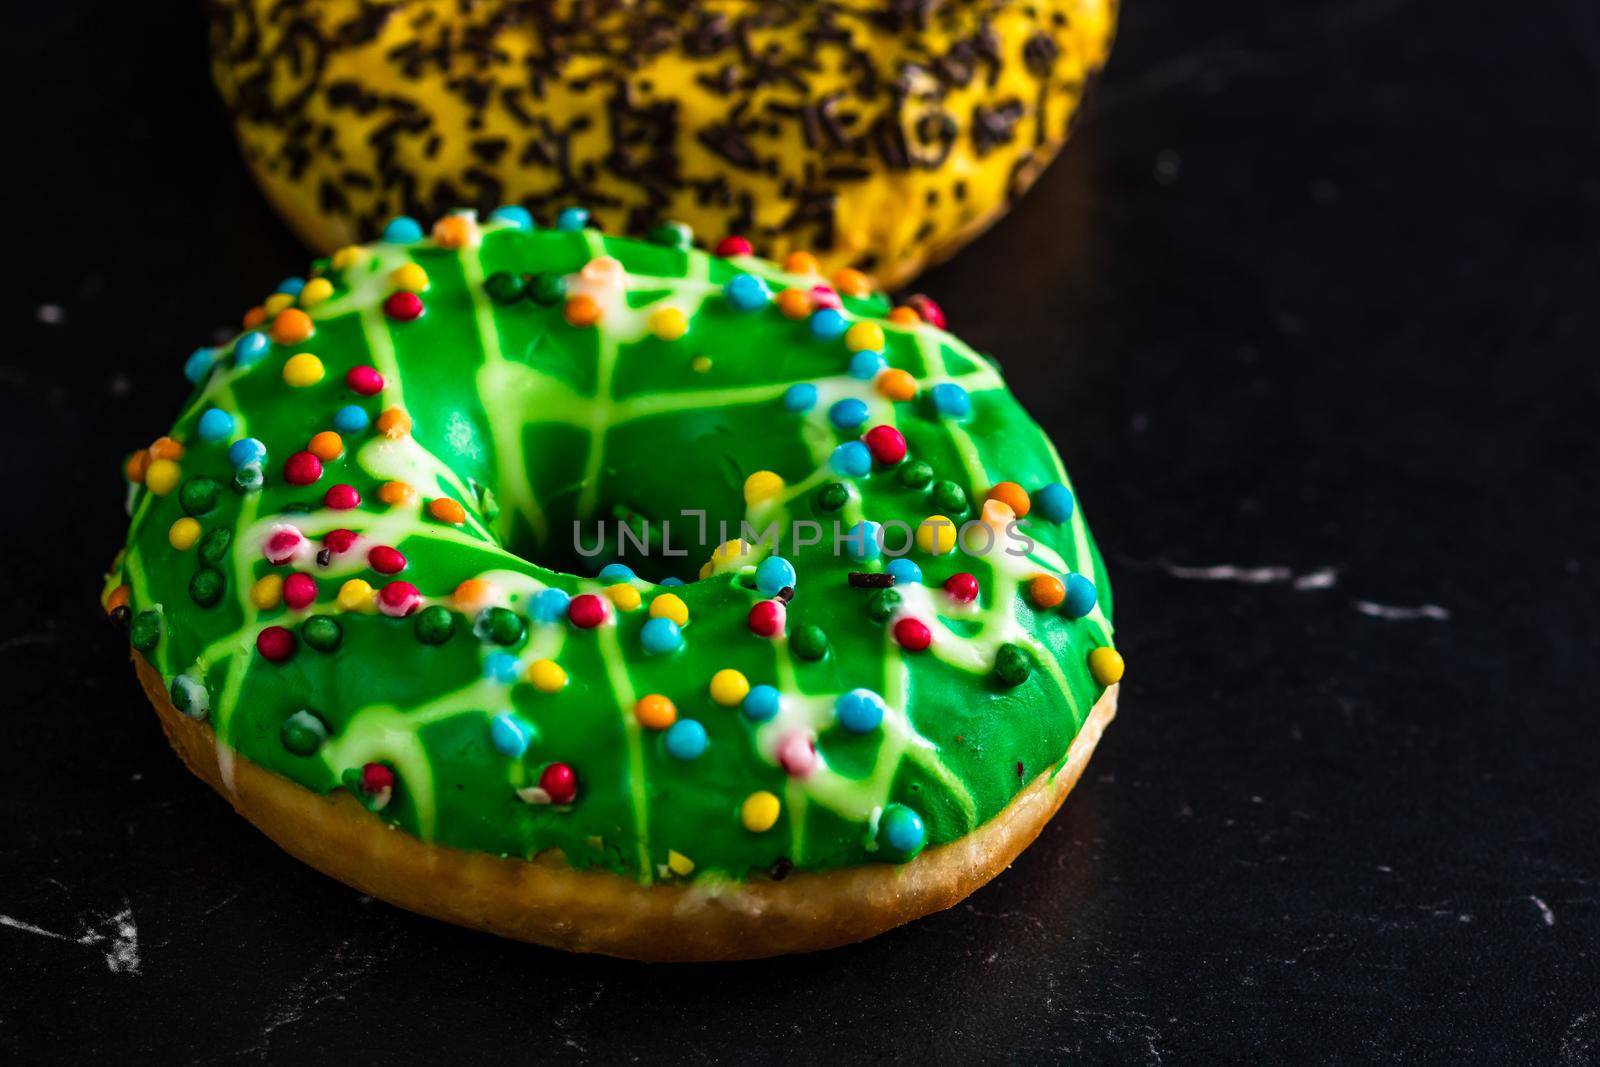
[[647, 221, 692, 248], [197, 527, 232, 565], [233, 463, 264, 494], [993, 643, 1033, 687], [170, 674, 210, 720], [179, 476, 222, 516], [484, 270, 526, 304], [932, 480, 969, 515], [129, 610, 162, 652], [414, 605, 458, 645], [281, 709, 329, 756], [477, 607, 525, 646], [866, 589, 902, 623], [897, 461, 934, 490], [301, 615, 343, 653], [815, 483, 849, 512], [189, 568, 225, 607], [791, 622, 829, 661], [527, 271, 567, 306]]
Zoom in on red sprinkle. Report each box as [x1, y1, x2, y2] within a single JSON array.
[[944, 572, 980, 603], [360, 763, 395, 793], [324, 483, 360, 510], [384, 291, 424, 321], [367, 545, 407, 575], [256, 626, 296, 662], [907, 293, 946, 330], [863, 425, 907, 465], [322, 528, 357, 554], [892, 617, 932, 652], [748, 598, 786, 638], [567, 593, 608, 629], [714, 235, 753, 256], [810, 285, 842, 311], [378, 580, 422, 617], [283, 450, 323, 486], [346, 365, 384, 396], [283, 573, 318, 610], [540, 762, 578, 805], [263, 526, 305, 565]]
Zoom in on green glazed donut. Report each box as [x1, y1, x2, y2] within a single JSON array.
[[106, 209, 1123, 957]]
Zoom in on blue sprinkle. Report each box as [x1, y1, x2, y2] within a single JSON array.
[[227, 437, 266, 469], [724, 273, 772, 311], [332, 404, 370, 434], [1062, 574, 1098, 618], [598, 563, 636, 583], [484, 652, 521, 684], [490, 205, 534, 230], [556, 206, 590, 231], [183, 347, 217, 384], [846, 520, 882, 561], [879, 804, 926, 853], [640, 617, 683, 655], [836, 689, 885, 733], [531, 588, 571, 623], [929, 382, 972, 419], [742, 685, 782, 723], [783, 383, 818, 414], [197, 408, 235, 443], [659, 576, 686, 587], [848, 350, 886, 380], [234, 332, 270, 366], [381, 216, 424, 243], [1035, 482, 1076, 524], [275, 276, 306, 297], [886, 558, 923, 586], [830, 441, 872, 478], [755, 556, 796, 597], [809, 308, 848, 340], [829, 397, 870, 429], [490, 713, 532, 757], [664, 719, 709, 760]]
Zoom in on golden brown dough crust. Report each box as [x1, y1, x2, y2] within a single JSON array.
[[138, 653, 1115, 961]]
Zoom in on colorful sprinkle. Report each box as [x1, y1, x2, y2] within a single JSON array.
[[664, 719, 709, 760], [228, 437, 266, 468], [709, 668, 749, 707], [987, 481, 1032, 518], [382, 216, 424, 242], [389, 262, 429, 293], [863, 425, 907, 465], [283, 573, 317, 610], [929, 382, 971, 419], [540, 762, 579, 804], [640, 617, 683, 655], [742, 685, 781, 723], [413, 605, 457, 645], [915, 515, 956, 556], [1035, 483, 1076, 524], [532, 588, 571, 622], [1028, 575, 1066, 609], [748, 599, 786, 637], [375, 407, 411, 438], [741, 791, 781, 832], [875, 368, 918, 401], [527, 659, 568, 692], [489, 205, 533, 230], [790, 622, 829, 661], [282, 450, 323, 485], [346, 364, 384, 395], [144, 458, 180, 497], [555, 206, 589, 231], [724, 273, 771, 311], [332, 405, 369, 433], [829, 397, 869, 429], [848, 350, 887, 380], [384, 291, 424, 321], [377, 580, 422, 617], [308, 431, 343, 462], [1088, 646, 1125, 686], [197, 408, 235, 442], [281, 710, 328, 756], [893, 617, 932, 652], [754, 556, 796, 596], [649, 306, 689, 340], [783, 382, 818, 413], [993, 643, 1033, 687], [649, 593, 689, 626], [634, 694, 677, 730], [564, 293, 601, 327], [809, 307, 848, 340], [336, 578, 375, 613], [256, 626, 296, 662], [568, 593, 608, 629], [714, 235, 753, 256], [878, 804, 926, 855], [830, 440, 872, 477], [167, 518, 200, 551], [886, 558, 923, 585], [269, 308, 314, 345], [837, 689, 885, 733], [1062, 574, 1098, 618], [490, 713, 532, 757], [234, 331, 270, 366], [428, 498, 466, 525], [776, 730, 817, 777]]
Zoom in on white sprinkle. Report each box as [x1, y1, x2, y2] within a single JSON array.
[[1352, 601, 1451, 621], [1162, 562, 1338, 589], [35, 304, 65, 325], [1530, 895, 1556, 927]]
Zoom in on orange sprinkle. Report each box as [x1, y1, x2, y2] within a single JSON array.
[[105, 584, 131, 614], [875, 368, 918, 401], [564, 294, 601, 327], [375, 407, 412, 439], [308, 430, 343, 461], [783, 251, 820, 275], [377, 480, 415, 506], [428, 498, 467, 525], [888, 306, 920, 325], [269, 307, 314, 345], [432, 214, 477, 249], [832, 268, 872, 297], [242, 306, 268, 329], [148, 436, 185, 461], [1028, 575, 1065, 609], [776, 288, 812, 320], [986, 481, 1032, 518], [124, 450, 150, 483], [453, 577, 493, 611], [633, 694, 678, 731]]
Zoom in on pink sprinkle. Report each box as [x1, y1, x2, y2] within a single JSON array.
[[714, 235, 753, 257], [776, 730, 817, 778], [378, 580, 421, 617], [384, 291, 424, 322], [283, 573, 318, 610], [907, 293, 946, 330], [283, 450, 323, 486], [368, 545, 407, 575], [748, 598, 786, 638], [568, 593, 608, 629], [256, 626, 296, 662], [863, 425, 907, 465], [345, 365, 384, 396], [324, 483, 361, 510], [263, 525, 305, 566], [810, 286, 842, 311]]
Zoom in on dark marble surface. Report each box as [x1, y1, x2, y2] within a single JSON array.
[[5, 1, 1599, 1061]]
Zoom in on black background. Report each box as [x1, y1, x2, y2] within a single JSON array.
[[6, 1, 1600, 1062]]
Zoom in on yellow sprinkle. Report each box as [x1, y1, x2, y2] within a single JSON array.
[[709, 539, 750, 572], [250, 574, 284, 610], [741, 791, 781, 833], [262, 292, 295, 316], [527, 659, 568, 693], [1088, 647, 1125, 686], [299, 277, 334, 307], [330, 245, 366, 271], [649, 306, 688, 341], [168, 517, 201, 551], [144, 458, 180, 497], [743, 470, 785, 506], [649, 593, 689, 626], [337, 578, 376, 613], [915, 514, 958, 555], [605, 582, 642, 612], [709, 668, 750, 707], [389, 262, 430, 293], [698, 561, 713, 580], [845, 321, 885, 353], [282, 352, 325, 388], [667, 850, 695, 877], [691, 355, 713, 373]]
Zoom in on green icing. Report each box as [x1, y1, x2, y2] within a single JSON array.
[[112, 215, 1118, 884]]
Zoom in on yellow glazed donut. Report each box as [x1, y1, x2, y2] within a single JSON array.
[[208, 0, 1118, 288]]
